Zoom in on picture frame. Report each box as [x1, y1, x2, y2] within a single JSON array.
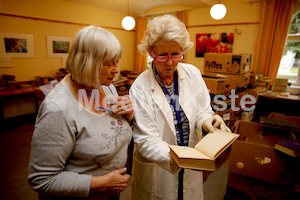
[[0, 33, 35, 58], [196, 32, 234, 57], [46, 36, 72, 58]]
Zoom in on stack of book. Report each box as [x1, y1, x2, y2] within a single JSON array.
[[112, 76, 128, 96], [2, 74, 16, 89], [126, 71, 140, 86]]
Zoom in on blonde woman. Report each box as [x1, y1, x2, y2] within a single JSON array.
[[28, 25, 133, 200]]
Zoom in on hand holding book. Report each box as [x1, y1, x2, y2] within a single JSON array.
[[202, 115, 232, 133], [169, 129, 239, 171]]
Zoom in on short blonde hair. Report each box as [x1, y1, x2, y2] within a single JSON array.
[[67, 25, 122, 88], [138, 14, 193, 55]]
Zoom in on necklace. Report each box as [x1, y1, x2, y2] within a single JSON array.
[[81, 84, 92, 97], [81, 84, 113, 113], [71, 75, 112, 113]]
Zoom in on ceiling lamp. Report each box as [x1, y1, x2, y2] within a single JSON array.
[[122, 16, 135, 31], [210, 2, 227, 20], [122, 0, 135, 30]]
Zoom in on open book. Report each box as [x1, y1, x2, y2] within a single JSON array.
[[169, 129, 239, 171]]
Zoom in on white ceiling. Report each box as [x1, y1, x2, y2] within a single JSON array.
[[63, 0, 217, 15]]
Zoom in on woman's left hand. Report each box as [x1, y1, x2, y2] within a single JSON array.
[[110, 95, 134, 122]]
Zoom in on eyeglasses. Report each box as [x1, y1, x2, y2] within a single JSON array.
[[153, 54, 185, 62]]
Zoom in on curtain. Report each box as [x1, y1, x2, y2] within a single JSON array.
[[135, 17, 148, 72], [176, 11, 187, 63], [175, 11, 187, 25], [252, 0, 297, 86]]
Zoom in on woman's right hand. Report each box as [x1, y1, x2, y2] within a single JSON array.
[[90, 167, 130, 193], [202, 115, 231, 133]]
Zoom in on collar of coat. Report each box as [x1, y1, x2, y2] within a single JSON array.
[[149, 62, 187, 91], [148, 62, 190, 135]]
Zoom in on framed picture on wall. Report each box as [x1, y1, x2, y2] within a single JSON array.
[[47, 36, 72, 58], [0, 33, 35, 58], [196, 32, 234, 57]]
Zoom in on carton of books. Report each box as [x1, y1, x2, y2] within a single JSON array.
[[229, 121, 297, 186], [203, 76, 237, 96], [204, 53, 251, 74], [203, 72, 250, 92]]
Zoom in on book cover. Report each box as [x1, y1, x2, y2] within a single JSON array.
[[169, 129, 239, 171], [260, 117, 299, 130], [274, 139, 300, 157]]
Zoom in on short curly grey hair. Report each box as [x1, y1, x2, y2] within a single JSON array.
[[138, 14, 193, 56]]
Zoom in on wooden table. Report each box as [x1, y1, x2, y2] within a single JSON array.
[[0, 87, 36, 119]]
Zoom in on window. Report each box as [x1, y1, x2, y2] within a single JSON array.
[[276, 10, 300, 86]]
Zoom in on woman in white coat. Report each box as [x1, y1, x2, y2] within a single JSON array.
[[129, 15, 231, 200]]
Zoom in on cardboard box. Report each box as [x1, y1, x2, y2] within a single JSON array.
[[203, 76, 237, 96], [229, 121, 297, 186], [203, 72, 250, 92], [225, 172, 297, 200], [235, 121, 290, 146], [204, 53, 251, 74], [236, 121, 290, 144], [229, 140, 297, 186], [274, 78, 288, 86]]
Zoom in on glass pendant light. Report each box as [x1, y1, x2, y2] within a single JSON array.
[[210, 2, 227, 20], [122, 0, 135, 30], [122, 16, 135, 30]]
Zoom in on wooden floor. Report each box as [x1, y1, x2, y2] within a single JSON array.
[[0, 115, 38, 200], [0, 114, 228, 200]]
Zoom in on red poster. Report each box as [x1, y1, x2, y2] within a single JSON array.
[[196, 32, 234, 57]]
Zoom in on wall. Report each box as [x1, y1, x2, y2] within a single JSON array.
[[0, 0, 136, 82], [137, 0, 260, 73], [0, 0, 261, 81], [185, 0, 260, 73]]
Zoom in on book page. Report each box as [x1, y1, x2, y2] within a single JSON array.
[[169, 145, 212, 160], [194, 129, 239, 159]]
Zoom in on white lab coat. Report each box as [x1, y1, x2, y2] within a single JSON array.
[[129, 63, 215, 200]]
